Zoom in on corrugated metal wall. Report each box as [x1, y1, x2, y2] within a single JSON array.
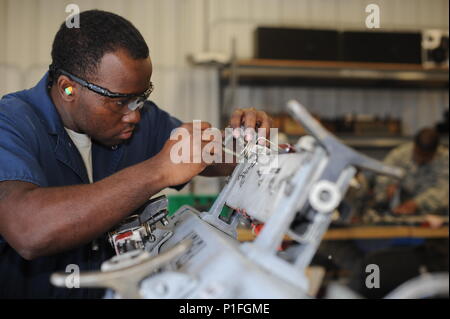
[[0, 0, 449, 194]]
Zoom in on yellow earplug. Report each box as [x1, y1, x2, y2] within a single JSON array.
[[64, 87, 73, 95]]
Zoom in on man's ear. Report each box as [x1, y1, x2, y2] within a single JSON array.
[[57, 75, 76, 102]]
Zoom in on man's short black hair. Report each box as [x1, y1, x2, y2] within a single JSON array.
[[49, 9, 149, 84], [414, 127, 440, 153]]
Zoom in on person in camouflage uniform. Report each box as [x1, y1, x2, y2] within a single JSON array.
[[375, 128, 449, 215]]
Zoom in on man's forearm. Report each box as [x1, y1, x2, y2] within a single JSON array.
[[414, 185, 449, 213], [2, 156, 170, 259]]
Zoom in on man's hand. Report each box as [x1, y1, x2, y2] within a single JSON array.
[[155, 122, 220, 186], [200, 108, 274, 177], [229, 107, 273, 141], [393, 200, 418, 215], [424, 214, 445, 229]]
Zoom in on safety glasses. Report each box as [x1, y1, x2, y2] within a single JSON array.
[[57, 69, 153, 114]]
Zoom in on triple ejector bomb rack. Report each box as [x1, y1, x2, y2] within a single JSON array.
[[51, 100, 407, 299]]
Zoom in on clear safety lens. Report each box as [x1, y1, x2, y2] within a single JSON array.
[[127, 98, 145, 112]]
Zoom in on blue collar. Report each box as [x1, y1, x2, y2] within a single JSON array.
[[21, 72, 66, 136]]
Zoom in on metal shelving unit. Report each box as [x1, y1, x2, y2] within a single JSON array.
[[217, 58, 449, 152], [219, 59, 449, 88]]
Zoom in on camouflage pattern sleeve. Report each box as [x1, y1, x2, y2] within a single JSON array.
[[414, 149, 449, 213], [374, 143, 412, 203]]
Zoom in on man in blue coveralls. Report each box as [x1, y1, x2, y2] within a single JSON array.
[[0, 10, 272, 298]]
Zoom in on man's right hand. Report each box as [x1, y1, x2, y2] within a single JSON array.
[[153, 122, 221, 187]]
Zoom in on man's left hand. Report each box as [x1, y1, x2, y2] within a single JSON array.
[[393, 200, 418, 215], [229, 107, 273, 141]]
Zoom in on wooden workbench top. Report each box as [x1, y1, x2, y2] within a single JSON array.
[[237, 225, 449, 242]]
